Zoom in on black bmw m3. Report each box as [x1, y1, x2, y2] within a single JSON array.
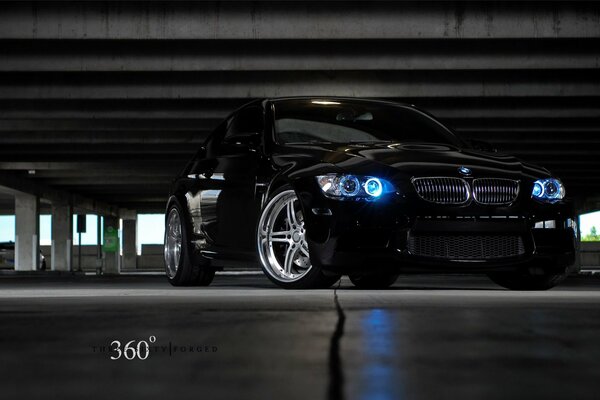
[[164, 97, 576, 290]]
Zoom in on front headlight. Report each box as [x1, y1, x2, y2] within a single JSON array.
[[532, 178, 565, 203], [316, 174, 395, 200]]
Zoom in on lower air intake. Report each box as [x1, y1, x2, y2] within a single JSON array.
[[407, 234, 525, 260]]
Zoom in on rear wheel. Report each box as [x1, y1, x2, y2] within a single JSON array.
[[488, 266, 568, 290], [349, 273, 399, 289], [164, 202, 215, 287], [257, 188, 340, 289]]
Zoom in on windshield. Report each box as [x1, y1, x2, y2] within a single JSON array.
[[273, 99, 462, 146]]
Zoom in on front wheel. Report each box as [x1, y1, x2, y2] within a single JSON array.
[[257, 188, 340, 289], [164, 201, 215, 287], [488, 267, 568, 290]]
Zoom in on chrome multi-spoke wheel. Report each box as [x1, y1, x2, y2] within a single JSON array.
[[164, 207, 182, 279], [258, 190, 313, 283]]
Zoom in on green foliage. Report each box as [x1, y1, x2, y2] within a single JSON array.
[[583, 226, 600, 241]]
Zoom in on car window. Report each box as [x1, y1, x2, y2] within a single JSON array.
[[202, 120, 228, 159], [224, 106, 263, 142], [276, 118, 380, 143], [273, 99, 462, 146]]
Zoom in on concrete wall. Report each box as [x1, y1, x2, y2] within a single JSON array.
[[2, 3, 599, 40], [40, 244, 164, 272], [138, 244, 163, 271], [20, 240, 259, 273], [42, 245, 98, 271], [581, 242, 600, 269]]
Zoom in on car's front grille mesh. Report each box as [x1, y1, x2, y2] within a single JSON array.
[[407, 234, 525, 260], [473, 178, 519, 205], [412, 177, 520, 205], [412, 177, 469, 204]]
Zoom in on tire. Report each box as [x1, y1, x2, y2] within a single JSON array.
[[488, 266, 568, 291], [349, 273, 399, 289], [257, 186, 341, 289], [164, 200, 215, 287]]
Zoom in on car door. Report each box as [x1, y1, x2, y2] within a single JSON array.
[[186, 105, 266, 256]]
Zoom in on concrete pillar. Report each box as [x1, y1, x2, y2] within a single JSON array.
[[96, 215, 102, 274], [103, 216, 120, 275], [51, 201, 72, 271], [122, 216, 137, 270], [573, 210, 583, 273], [14, 193, 39, 271]]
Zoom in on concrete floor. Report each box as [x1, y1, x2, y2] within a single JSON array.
[[1, 274, 600, 400]]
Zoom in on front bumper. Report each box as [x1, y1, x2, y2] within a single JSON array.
[[297, 188, 577, 274]]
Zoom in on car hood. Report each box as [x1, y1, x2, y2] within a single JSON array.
[[281, 142, 550, 180]]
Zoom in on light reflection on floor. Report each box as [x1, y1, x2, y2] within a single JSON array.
[[359, 309, 404, 400]]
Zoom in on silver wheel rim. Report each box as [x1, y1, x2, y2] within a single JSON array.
[[164, 208, 182, 279], [257, 190, 312, 282]]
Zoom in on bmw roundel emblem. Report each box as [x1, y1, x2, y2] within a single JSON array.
[[458, 166, 472, 176]]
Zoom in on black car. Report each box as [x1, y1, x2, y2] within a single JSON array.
[[164, 97, 576, 290]]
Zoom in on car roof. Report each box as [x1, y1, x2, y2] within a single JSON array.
[[230, 97, 416, 118], [265, 96, 413, 108]]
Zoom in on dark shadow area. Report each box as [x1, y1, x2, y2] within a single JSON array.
[[0, 273, 599, 291]]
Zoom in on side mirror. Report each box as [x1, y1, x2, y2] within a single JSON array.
[[468, 139, 498, 153], [223, 131, 261, 146]]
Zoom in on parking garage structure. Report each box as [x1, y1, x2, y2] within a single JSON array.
[[1, 2, 600, 274]]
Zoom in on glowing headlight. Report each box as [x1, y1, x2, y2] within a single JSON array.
[[339, 175, 360, 196], [316, 174, 394, 200], [364, 178, 383, 197], [531, 178, 565, 203]]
